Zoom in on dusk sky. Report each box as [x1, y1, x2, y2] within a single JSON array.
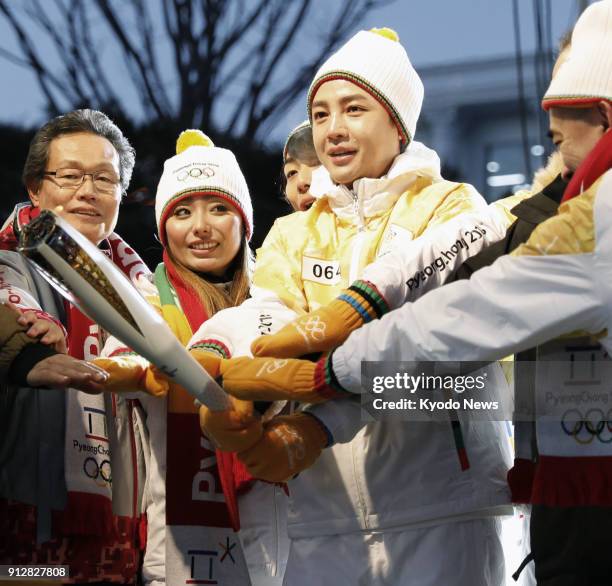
[[0, 0, 585, 146]]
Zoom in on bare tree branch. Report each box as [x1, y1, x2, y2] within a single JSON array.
[[70, 0, 110, 106], [93, 0, 170, 119], [167, 0, 199, 123], [246, 0, 384, 138], [76, 2, 122, 110], [0, 0, 396, 144], [133, 0, 172, 113], [212, 41, 259, 95], [40, 0, 91, 104], [0, 45, 32, 68], [244, 0, 311, 136], [224, 0, 282, 134], [0, 0, 63, 114], [216, 0, 268, 57]]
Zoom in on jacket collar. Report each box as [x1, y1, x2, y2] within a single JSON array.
[[310, 141, 442, 222]]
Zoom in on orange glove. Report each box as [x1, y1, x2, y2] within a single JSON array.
[[192, 348, 263, 451], [217, 354, 348, 404], [93, 356, 169, 396], [199, 396, 263, 452], [251, 280, 389, 358], [189, 348, 223, 378], [238, 413, 331, 482]]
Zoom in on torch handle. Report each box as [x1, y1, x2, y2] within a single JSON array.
[[149, 334, 231, 411]]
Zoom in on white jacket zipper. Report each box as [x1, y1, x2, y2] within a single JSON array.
[[346, 188, 369, 528], [348, 189, 366, 283]]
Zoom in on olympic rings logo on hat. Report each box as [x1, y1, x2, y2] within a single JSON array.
[[83, 456, 112, 483], [177, 166, 216, 181], [560, 408, 612, 444]]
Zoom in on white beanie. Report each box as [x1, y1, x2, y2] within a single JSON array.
[[542, 0, 612, 109], [307, 28, 423, 145], [155, 130, 253, 244]]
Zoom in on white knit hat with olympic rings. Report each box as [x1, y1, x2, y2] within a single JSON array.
[[155, 130, 253, 244]]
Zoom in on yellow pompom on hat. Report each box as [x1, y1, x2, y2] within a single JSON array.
[[542, 0, 612, 110], [155, 129, 253, 244], [176, 128, 214, 152], [370, 27, 399, 42], [307, 27, 423, 145]]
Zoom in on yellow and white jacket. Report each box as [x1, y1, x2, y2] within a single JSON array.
[[346, 153, 562, 309], [191, 144, 513, 539], [251, 142, 487, 312], [358, 189, 529, 308], [332, 170, 612, 385], [331, 170, 612, 483]]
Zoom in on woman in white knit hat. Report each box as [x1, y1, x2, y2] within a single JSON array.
[[91, 130, 290, 586], [191, 27, 512, 585]]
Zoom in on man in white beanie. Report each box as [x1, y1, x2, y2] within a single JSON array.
[[190, 27, 513, 586], [205, 3, 612, 585]]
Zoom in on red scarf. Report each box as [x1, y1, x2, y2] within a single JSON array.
[[0, 203, 149, 582], [56, 235, 150, 537], [0, 203, 40, 250], [163, 252, 254, 532], [562, 129, 612, 203]]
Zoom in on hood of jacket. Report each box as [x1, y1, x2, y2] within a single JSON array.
[[310, 141, 442, 222], [530, 151, 564, 194]]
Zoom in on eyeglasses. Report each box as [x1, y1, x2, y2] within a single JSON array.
[[43, 168, 121, 195]]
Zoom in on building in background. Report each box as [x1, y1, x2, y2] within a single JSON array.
[[418, 53, 551, 201]]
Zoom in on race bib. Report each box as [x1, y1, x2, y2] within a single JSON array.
[[301, 256, 341, 285]]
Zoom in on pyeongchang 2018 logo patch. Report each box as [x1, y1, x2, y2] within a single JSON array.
[[184, 538, 239, 585], [75, 405, 111, 487]]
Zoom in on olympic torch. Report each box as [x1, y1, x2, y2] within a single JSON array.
[[18, 210, 230, 410]]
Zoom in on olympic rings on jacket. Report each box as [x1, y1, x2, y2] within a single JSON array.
[[83, 456, 112, 482], [560, 408, 612, 444]]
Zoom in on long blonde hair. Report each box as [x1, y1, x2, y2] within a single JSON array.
[[166, 234, 252, 318]]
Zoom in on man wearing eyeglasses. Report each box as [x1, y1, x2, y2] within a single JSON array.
[[0, 109, 149, 585], [34, 143, 123, 245]]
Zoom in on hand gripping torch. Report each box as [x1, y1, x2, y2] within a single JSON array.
[[18, 210, 230, 410]]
